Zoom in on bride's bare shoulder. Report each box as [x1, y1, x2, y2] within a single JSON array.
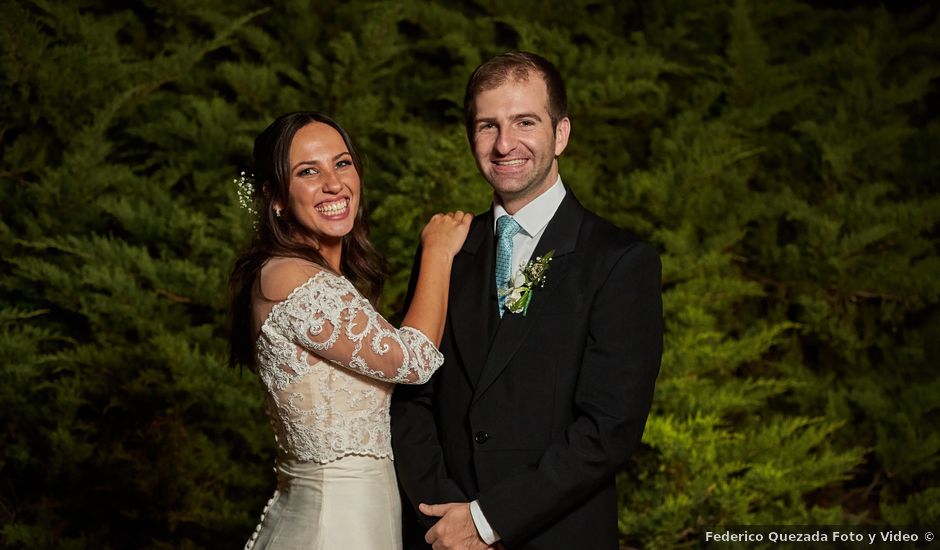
[[257, 257, 328, 303]]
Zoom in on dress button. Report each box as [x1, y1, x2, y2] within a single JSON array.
[[474, 431, 489, 444]]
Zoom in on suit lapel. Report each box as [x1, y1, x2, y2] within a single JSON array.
[[472, 192, 585, 403], [448, 211, 496, 386]]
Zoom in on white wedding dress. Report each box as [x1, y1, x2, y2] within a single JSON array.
[[245, 270, 443, 550]]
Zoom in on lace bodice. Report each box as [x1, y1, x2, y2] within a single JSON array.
[[255, 270, 443, 464]]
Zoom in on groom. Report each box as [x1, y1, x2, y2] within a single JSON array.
[[391, 52, 663, 549]]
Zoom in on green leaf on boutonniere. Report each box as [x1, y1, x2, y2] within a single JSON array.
[[501, 250, 554, 316]]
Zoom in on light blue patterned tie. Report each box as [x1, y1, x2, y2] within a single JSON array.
[[495, 215, 521, 317]]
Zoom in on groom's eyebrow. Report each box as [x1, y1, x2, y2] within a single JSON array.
[[475, 112, 543, 124]]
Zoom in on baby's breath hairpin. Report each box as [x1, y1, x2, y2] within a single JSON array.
[[234, 171, 258, 226]]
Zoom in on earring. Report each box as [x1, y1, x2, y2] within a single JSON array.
[[275, 207, 282, 218]]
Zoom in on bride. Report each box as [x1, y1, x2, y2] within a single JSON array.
[[228, 111, 470, 549]]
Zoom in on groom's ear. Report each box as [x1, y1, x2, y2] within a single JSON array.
[[554, 117, 570, 157]]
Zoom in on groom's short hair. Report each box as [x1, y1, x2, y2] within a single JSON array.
[[463, 51, 568, 140]]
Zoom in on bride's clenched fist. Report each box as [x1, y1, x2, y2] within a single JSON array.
[[421, 211, 473, 258]]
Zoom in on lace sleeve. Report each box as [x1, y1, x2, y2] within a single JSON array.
[[266, 272, 443, 384]]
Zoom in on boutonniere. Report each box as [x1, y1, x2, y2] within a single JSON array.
[[500, 250, 554, 316]]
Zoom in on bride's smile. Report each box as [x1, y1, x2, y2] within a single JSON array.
[[276, 121, 360, 254]]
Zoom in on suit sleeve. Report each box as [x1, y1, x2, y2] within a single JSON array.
[[391, 246, 469, 526], [478, 241, 663, 544]]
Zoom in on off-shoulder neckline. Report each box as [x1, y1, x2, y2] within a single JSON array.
[[257, 270, 349, 342]]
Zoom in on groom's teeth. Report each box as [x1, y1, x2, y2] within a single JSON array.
[[495, 159, 526, 166], [316, 199, 348, 214]]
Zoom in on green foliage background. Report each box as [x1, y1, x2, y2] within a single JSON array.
[[1, 0, 937, 547]]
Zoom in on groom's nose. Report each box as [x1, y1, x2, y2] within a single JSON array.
[[494, 128, 519, 155]]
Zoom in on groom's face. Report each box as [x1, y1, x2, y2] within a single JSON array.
[[470, 74, 570, 212]]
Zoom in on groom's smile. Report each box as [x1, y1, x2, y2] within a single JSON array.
[[470, 75, 569, 213]]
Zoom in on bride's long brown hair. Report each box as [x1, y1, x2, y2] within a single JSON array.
[[228, 112, 385, 371]]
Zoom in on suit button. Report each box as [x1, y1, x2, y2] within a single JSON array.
[[474, 431, 489, 444]]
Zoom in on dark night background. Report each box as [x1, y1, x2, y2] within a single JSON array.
[[1, 0, 938, 547]]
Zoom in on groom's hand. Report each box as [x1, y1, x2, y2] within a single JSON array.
[[419, 502, 492, 550]]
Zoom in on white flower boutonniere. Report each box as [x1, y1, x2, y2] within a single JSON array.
[[500, 250, 554, 315]]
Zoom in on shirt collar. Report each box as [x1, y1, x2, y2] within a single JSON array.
[[492, 176, 566, 236]]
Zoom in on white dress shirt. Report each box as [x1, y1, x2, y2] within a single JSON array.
[[470, 176, 567, 544], [492, 177, 566, 278]]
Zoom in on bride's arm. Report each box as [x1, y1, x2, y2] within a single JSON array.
[[400, 211, 473, 345], [257, 213, 471, 385]]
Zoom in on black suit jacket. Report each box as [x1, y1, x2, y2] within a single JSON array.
[[391, 189, 663, 549]]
